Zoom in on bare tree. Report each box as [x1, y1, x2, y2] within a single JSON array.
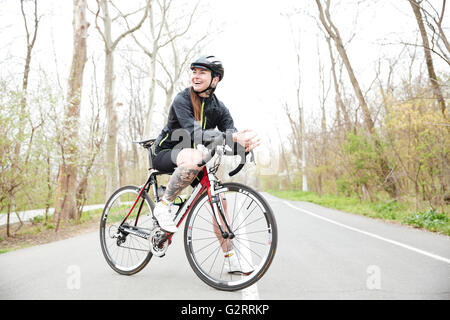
[[157, 29, 209, 118], [284, 14, 308, 191], [418, 0, 450, 65], [118, 0, 200, 139], [296, 39, 308, 192], [94, 0, 150, 198], [75, 65, 105, 218], [317, 39, 331, 196], [53, 0, 89, 229], [0, 0, 40, 236], [16, 0, 40, 158], [315, 0, 375, 133], [126, 64, 145, 171], [409, 0, 447, 118], [326, 36, 351, 131]]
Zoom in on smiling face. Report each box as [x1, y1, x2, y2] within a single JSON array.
[[191, 67, 219, 94], [191, 67, 212, 92]]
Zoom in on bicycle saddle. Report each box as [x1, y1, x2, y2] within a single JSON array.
[[133, 138, 156, 149]]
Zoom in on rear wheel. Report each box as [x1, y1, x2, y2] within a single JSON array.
[[184, 182, 277, 291], [100, 185, 155, 275]]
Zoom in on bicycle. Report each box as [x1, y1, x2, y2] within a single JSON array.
[[99, 134, 277, 291]]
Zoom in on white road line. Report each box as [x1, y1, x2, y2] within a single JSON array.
[[242, 283, 259, 300], [283, 200, 450, 265], [235, 196, 260, 300]]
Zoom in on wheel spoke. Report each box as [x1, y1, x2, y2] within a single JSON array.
[[232, 205, 259, 233], [233, 216, 266, 234], [235, 236, 268, 246], [194, 238, 221, 255], [192, 236, 220, 241], [199, 242, 222, 267], [233, 237, 264, 259], [233, 228, 271, 236]]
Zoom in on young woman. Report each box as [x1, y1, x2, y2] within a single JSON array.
[[152, 55, 260, 273]]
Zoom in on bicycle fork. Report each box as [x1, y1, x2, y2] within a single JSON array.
[[207, 179, 235, 240]]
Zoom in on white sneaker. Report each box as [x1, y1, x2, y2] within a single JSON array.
[[153, 201, 177, 233], [223, 249, 254, 275]]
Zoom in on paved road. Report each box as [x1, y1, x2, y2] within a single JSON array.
[[0, 204, 105, 226], [0, 192, 449, 300]]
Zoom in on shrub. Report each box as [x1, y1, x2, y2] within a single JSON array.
[[405, 209, 449, 231]]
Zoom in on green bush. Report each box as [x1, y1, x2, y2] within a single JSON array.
[[31, 215, 45, 224], [370, 199, 401, 220], [405, 209, 449, 231], [45, 223, 55, 230]]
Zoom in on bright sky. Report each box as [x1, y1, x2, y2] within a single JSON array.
[[1, 0, 447, 167]]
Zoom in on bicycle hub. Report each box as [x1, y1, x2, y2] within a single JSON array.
[[222, 232, 235, 239]]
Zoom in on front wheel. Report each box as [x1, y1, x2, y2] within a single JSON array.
[[184, 183, 277, 291], [100, 185, 155, 275]]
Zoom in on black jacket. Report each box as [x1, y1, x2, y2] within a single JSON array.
[[154, 88, 237, 153]]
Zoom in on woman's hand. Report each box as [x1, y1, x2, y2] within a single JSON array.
[[232, 129, 261, 152]]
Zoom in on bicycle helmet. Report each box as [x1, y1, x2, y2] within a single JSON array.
[[190, 55, 224, 81]]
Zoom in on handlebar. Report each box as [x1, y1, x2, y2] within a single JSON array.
[[228, 150, 251, 177], [196, 133, 254, 177]]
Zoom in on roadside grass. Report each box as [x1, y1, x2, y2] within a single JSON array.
[[268, 190, 450, 236], [0, 207, 104, 254]]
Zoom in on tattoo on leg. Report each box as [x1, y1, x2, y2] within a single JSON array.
[[164, 165, 201, 202]]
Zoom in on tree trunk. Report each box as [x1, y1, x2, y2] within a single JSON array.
[[75, 144, 99, 219], [45, 147, 52, 223], [97, 0, 149, 197], [104, 49, 119, 198], [163, 84, 175, 117], [6, 202, 11, 237], [101, 0, 119, 198], [16, 0, 39, 158], [295, 51, 308, 192], [327, 36, 351, 131], [53, 0, 88, 226], [409, 0, 447, 118], [143, 50, 157, 139]]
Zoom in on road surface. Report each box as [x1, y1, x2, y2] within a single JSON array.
[[0, 192, 449, 299]]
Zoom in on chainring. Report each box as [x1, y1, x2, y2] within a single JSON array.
[[149, 227, 169, 257]]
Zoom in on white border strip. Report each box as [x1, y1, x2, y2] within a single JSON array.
[[283, 201, 450, 265]]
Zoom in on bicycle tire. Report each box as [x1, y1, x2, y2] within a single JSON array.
[[100, 185, 155, 275], [184, 182, 277, 291]]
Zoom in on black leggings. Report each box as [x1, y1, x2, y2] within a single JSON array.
[[152, 149, 180, 173], [152, 148, 203, 186]]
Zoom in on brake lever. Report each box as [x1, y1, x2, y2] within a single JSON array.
[[249, 150, 255, 164]]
